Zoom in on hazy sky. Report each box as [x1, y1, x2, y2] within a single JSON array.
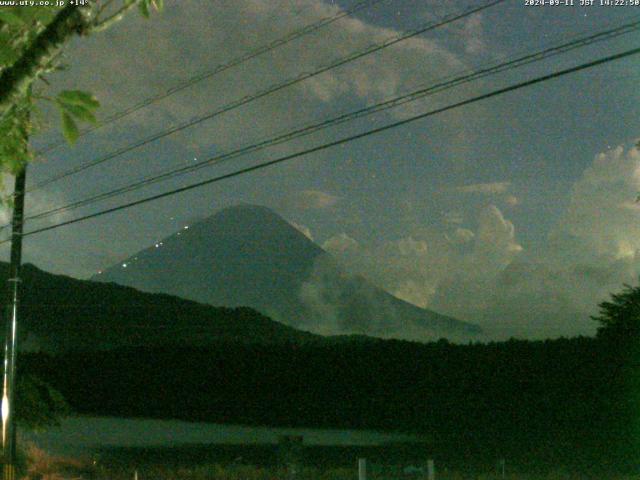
[[5, 0, 640, 339]]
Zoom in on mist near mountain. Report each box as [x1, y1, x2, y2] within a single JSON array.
[[94, 205, 480, 341]]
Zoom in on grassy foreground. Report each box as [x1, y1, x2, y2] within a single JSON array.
[[16, 445, 640, 480]]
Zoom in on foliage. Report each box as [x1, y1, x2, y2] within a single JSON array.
[[0, 8, 57, 67], [0, 93, 32, 174], [15, 374, 69, 430], [22, 461, 640, 480], [20, 336, 634, 473], [592, 281, 640, 342], [54, 89, 100, 144], [0, 0, 162, 174], [138, 0, 163, 19]]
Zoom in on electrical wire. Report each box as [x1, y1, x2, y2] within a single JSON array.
[[35, 0, 390, 156], [28, 0, 505, 193], [6, 44, 639, 244], [19, 16, 640, 226]]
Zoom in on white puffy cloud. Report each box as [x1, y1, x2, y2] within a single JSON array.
[[472, 205, 522, 272], [316, 198, 635, 340], [321, 231, 441, 310], [553, 144, 640, 259], [430, 141, 640, 339], [320, 204, 521, 317]]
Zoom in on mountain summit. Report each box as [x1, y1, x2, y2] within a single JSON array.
[[94, 205, 480, 340]]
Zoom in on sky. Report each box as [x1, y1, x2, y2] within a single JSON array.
[[3, 0, 640, 340]]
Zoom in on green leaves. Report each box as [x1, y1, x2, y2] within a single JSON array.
[[0, 0, 161, 176], [138, 0, 164, 18], [0, 9, 28, 69], [0, 97, 33, 174], [138, 0, 150, 18], [593, 280, 640, 345], [56, 90, 100, 109], [0, 31, 20, 68], [0, 10, 26, 27], [61, 111, 79, 144], [16, 374, 70, 429], [54, 90, 100, 145]]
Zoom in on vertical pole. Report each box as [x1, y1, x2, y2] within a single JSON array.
[[427, 459, 435, 480], [2, 166, 27, 480], [358, 458, 366, 480]]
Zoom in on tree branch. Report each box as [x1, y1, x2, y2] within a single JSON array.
[[0, 4, 93, 119], [89, 0, 139, 33]]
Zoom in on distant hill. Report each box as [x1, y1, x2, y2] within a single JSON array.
[[0, 262, 317, 352], [93, 205, 480, 341]]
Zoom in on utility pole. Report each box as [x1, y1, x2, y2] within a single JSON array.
[[2, 166, 27, 480]]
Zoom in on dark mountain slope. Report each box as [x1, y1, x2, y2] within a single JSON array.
[[94, 205, 480, 340], [0, 262, 317, 352]]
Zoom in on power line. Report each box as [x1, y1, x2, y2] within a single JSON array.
[[35, 0, 389, 156], [28, 0, 505, 193], [9, 45, 640, 244], [20, 17, 640, 226]]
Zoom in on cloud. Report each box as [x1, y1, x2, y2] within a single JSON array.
[[0, 175, 68, 240], [0, 175, 89, 276], [552, 144, 640, 259], [322, 205, 521, 314], [472, 205, 522, 271], [289, 190, 340, 211], [28, 0, 639, 341], [296, 142, 640, 340], [318, 204, 541, 339], [430, 141, 640, 340], [453, 181, 511, 194], [322, 232, 358, 253], [392, 280, 436, 310], [461, 14, 486, 54], [447, 227, 474, 245], [321, 231, 443, 310], [289, 221, 313, 241], [427, 205, 523, 325], [504, 195, 519, 207], [47, 0, 470, 159], [297, 253, 475, 342], [27, 0, 489, 279], [447, 182, 519, 209]]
